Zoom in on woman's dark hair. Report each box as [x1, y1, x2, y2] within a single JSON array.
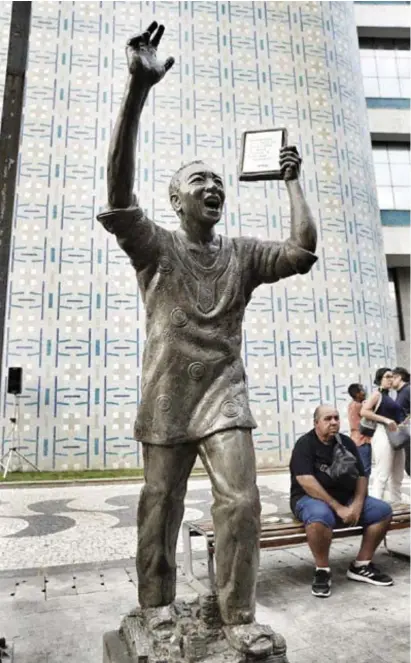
[[374, 367, 392, 386]]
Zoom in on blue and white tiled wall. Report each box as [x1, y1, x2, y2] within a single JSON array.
[[0, 2, 395, 470]]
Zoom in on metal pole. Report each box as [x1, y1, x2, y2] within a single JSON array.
[[0, 1, 32, 390]]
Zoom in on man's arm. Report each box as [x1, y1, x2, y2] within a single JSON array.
[[107, 23, 174, 209], [296, 474, 343, 512]]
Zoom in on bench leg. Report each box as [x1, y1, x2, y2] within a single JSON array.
[[383, 534, 410, 561], [182, 524, 214, 594], [207, 545, 216, 593], [182, 522, 195, 583]]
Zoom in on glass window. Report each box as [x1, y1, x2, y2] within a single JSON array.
[[400, 77, 411, 97], [390, 164, 409, 186], [372, 146, 388, 163], [359, 38, 410, 99], [380, 77, 401, 96], [377, 56, 397, 77], [389, 148, 410, 164], [397, 58, 410, 78], [363, 77, 380, 96], [393, 187, 411, 209], [361, 57, 377, 77], [377, 186, 394, 208], [372, 144, 411, 211], [374, 163, 391, 186]]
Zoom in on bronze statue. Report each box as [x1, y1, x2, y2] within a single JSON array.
[[98, 22, 317, 659]]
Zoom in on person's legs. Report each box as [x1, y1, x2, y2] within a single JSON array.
[[357, 443, 372, 478], [346, 496, 393, 586], [294, 496, 336, 597], [388, 448, 405, 504], [198, 428, 260, 625], [294, 495, 336, 567], [137, 442, 197, 608], [371, 426, 393, 500]]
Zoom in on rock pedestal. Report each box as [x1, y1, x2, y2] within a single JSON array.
[[103, 594, 288, 663]]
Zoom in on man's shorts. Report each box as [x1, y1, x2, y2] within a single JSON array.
[[294, 495, 392, 529]]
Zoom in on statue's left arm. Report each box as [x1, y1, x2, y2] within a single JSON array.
[[240, 146, 318, 287], [283, 146, 317, 257]]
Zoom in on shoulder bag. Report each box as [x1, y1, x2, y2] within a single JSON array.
[[358, 391, 382, 438], [317, 434, 360, 481], [387, 416, 410, 450]]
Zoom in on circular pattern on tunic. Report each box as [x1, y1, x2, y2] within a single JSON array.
[[221, 400, 240, 418], [170, 308, 188, 327], [157, 395, 172, 412], [158, 256, 173, 273], [188, 362, 206, 381]]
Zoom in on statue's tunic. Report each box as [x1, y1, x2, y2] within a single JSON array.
[[98, 205, 317, 445]]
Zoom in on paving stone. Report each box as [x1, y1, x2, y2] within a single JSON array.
[[44, 572, 77, 598]]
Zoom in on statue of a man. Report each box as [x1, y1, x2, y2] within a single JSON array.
[[98, 22, 317, 658]]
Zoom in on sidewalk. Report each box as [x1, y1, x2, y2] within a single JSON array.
[[0, 473, 409, 662], [1, 533, 409, 663]]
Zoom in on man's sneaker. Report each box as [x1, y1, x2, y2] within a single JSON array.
[[312, 569, 332, 597], [346, 562, 393, 586]]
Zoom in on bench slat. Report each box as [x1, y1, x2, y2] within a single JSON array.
[[185, 508, 410, 544]]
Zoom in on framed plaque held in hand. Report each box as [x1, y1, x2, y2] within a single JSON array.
[[239, 128, 288, 181]]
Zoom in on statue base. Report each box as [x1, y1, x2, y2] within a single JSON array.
[[103, 594, 289, 663]]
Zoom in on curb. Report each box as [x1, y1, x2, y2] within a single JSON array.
[[0, 467, 284, 489]]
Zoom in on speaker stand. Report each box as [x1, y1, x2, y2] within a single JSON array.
[[0, 395, 39, 479]]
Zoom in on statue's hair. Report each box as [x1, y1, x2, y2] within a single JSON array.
[[313, 404, 337, 422], [168, 160, 207, 205]]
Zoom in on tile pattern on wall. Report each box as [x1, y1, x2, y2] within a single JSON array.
[[0, 1, 395, 470]]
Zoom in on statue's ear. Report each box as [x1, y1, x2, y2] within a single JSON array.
[[170, 193, 182, 214]]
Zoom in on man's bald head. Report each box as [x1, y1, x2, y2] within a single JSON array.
[[313, 404, 340, 442], [313, 404, 337, 422]]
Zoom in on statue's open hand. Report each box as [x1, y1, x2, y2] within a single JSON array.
[[127, 22, 174, 85], [280, 146, 302, 181]]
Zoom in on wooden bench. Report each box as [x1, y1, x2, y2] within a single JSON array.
[[182, 507, 410, 591]]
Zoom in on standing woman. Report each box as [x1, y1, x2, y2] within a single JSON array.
[[360, 368, 405, 504]]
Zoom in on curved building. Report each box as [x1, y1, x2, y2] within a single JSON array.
[[0, 2, 399, 470]]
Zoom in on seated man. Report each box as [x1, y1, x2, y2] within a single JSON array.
[[290, 404, 393, 598]]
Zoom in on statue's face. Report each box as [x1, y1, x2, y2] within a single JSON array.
[[172, 162, 225, 226]]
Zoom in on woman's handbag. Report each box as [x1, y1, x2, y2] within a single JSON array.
[[387, 417, 410, 451], [359, 392, 382, 438]]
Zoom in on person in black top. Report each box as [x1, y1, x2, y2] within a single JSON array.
[[290, 404, 393, 598], [392, 367, 410, 476], [361, 367, 405, 503]]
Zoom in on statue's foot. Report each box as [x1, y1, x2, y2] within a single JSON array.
[[143, 604, 176, 641], [223, 622, 274, 658]]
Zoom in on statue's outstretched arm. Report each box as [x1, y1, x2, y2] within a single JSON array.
[[107, 22, 174, 209]]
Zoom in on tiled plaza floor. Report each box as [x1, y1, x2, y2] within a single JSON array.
[[0, 473, 295, 571], [0, 473, 409, 662]]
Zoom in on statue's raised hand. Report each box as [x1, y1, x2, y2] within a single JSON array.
[[126, 22, 174, 85]]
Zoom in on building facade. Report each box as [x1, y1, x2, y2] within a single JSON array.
[[0, 2, 403, 471], [355, 1, 410, 366]]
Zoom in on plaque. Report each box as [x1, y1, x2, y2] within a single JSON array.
[[239, 128, 288, 181]]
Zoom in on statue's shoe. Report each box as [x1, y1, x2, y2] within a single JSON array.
[[143, 604, 176, 641], [223, 622, 274, 657]]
